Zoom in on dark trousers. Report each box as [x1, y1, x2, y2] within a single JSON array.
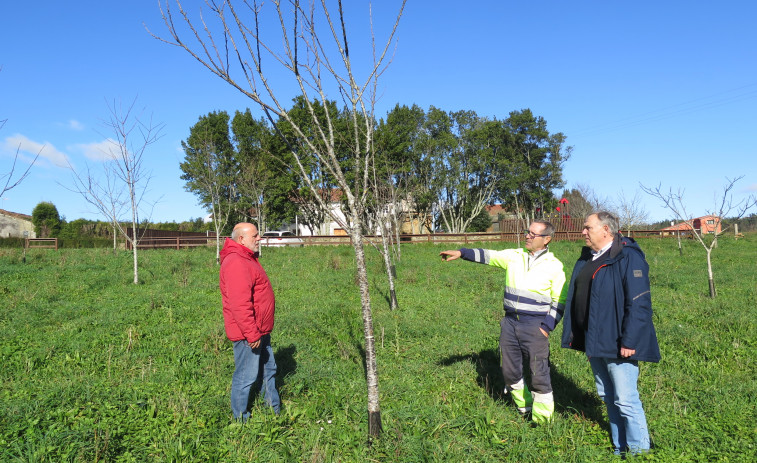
[[499, 315, 552, 394]]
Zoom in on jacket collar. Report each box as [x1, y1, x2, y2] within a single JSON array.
[[608, 233, 624, 259], [579, 233, 627, 263], [220, 237, 258, 263]]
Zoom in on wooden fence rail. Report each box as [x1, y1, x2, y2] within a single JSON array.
[[131, 236, 218, 250], [25, 238, 59, 250], [126, 229, 673, 249]]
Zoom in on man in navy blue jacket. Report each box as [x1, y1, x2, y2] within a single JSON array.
[[561, 212, 660, 455]]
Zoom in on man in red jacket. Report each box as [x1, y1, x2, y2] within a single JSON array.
[[219, 222, 280, 419]]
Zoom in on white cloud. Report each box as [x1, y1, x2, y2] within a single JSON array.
[[68, 120, 85, 131], [75, 139, 121, 161], [747, 183, 757, 192], [2, 134, 69, 167]]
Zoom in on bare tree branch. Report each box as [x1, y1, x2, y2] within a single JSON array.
[[1, 119, 42, 200], [66, 98, 163, 284], [150, 0, 407, 437], [641, 176, 756, 297], [614, 189, 650, 232]]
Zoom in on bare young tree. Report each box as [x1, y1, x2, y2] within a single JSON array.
[[574, 183, 613, 217], [151, 0, 407, 437], [66, 160, 128, 254], [641, 176, 756, 297], [192, 140, 235, 264], [237, 158, 268, 232], [614, 189, 650, 233], [181, 111, 238, 262], [368, 156, 402, 310], [291, 187, 333, 234], [68, 99, 163, 284]]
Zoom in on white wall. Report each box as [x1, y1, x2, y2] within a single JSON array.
[[294, 203, 348, 236], [0, 212, 36, 238]]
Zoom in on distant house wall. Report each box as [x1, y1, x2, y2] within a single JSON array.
[[296, 203, 348, 236], [699, 216, 721, 234], [486, 204, 518, 232], [0, 209, 36, 238], [661, 215, 722, 235], [399, 212, 433, 234], [293, 197, 434, 236]]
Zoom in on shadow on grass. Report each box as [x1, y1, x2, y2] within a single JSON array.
[[551, 366, 607, 427], [437, 348, 608, 430], [243, 344, 298, 409], [355, 342, 367, 378], [379, 290, 393, 309], [437, 349, 506, 401], [275, 344, 298, 388], [372, 278, 396, 310]]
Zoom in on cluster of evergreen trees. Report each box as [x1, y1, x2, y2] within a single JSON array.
[[180, 98, 571, 234], [22, 100, 574, 240]]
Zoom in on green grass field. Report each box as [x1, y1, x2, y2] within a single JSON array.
[[1, 235, 755, 462]]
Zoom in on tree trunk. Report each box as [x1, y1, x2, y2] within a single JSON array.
[[131, 213, 139, 285], [706, 248, 716, 297], [514, 194, 522, 248], [380, 219, 398, 310], [708, 278, 716, 298], [391, 209, 402, 261], [132, 248, 138, 283], [350, 230, 382, 437], [215, 226, 221, 265]]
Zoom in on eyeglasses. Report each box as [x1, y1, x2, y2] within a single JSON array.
[[523, 230, 548, 238]]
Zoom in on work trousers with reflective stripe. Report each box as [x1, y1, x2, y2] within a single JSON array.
[[500, 314, 552, 395]]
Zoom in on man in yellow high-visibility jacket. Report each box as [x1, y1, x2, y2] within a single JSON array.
[[441, 220, 567, 423]]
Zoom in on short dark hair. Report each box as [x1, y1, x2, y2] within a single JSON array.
[[532, 220, 555, 238]]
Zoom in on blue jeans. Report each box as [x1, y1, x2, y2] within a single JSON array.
[[589, 357, 650, 455], [231, 334, 280, 419]]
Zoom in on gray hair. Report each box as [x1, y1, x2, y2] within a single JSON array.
[[532, 220, 555, 238], [231, 228, 241, 240], [591, 211, 619, 234]]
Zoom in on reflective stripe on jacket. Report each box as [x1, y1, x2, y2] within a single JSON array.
[[460, 247, 567, 332]]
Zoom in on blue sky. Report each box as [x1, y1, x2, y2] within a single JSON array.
[[1, 1, 755, 224]]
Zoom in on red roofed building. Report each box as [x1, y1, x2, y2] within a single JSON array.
[[662, 215, 722, 235]]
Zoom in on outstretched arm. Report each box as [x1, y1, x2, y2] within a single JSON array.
[[440, 250, 462, 261]]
